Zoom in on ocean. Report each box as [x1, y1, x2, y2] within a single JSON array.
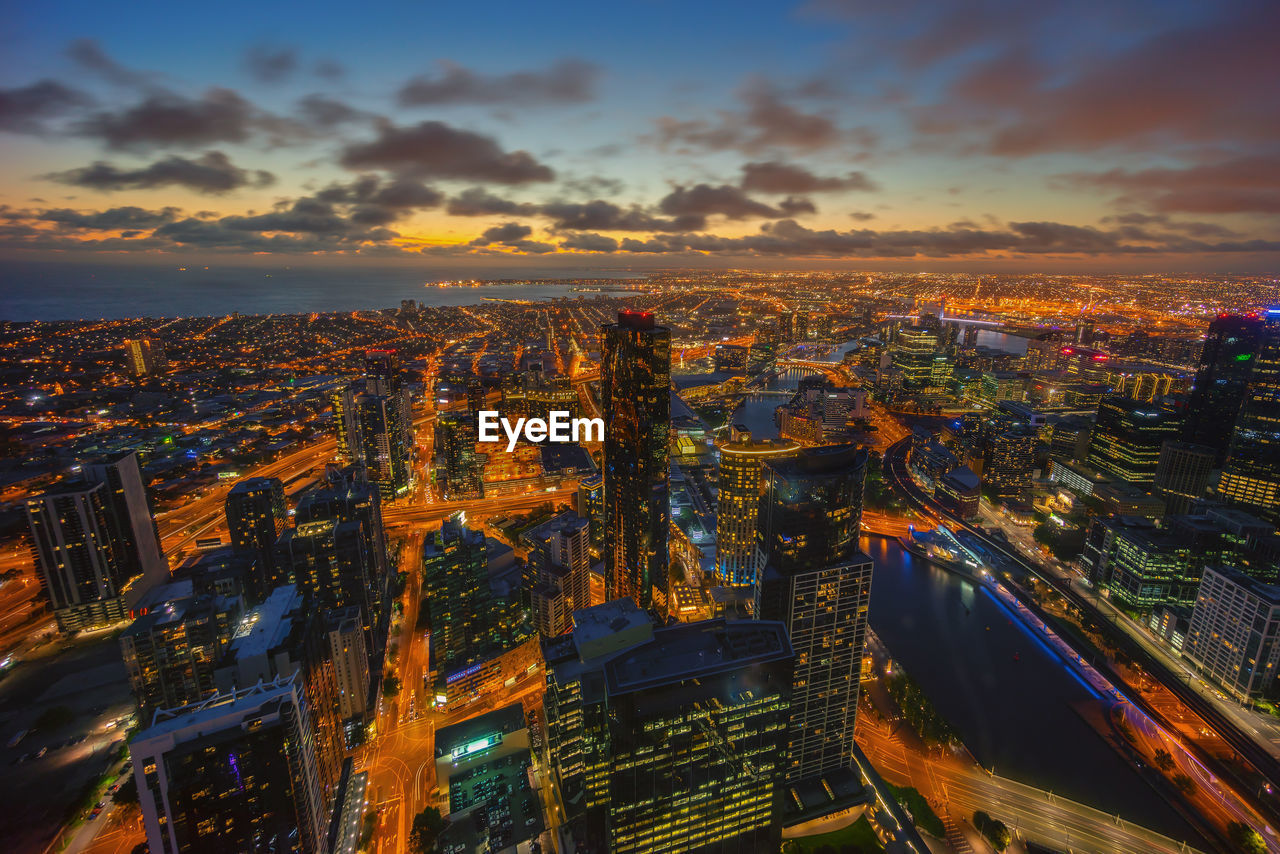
[[0, 259, 647, 321]]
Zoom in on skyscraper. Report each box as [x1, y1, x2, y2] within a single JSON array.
[[1184, 565, 1280, 703], [131, 674, 336, 854], [524, 511, 591, 637], [83, 450, 168, 595], [892, 325, 939, 390], [434, 411, 484, 499], [754, 443, 873, 785], [330, 350, 414, 499], [1218, 309, 1280, 523], [27, 452, 167, 632], [225, 477, 287, 602], [1087, 396, 1182, 486], [542, 600, 794, 853], [715, 427, 799, 587], [1183, 314, 1264, 465], [601, 310, 671, 610], [120, 580, 243, 718], [123, 337, 166, 377]]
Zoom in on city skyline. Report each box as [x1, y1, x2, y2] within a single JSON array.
[[1, 0, 1279, 274]]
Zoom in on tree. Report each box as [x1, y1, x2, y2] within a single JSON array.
[[973, 811, 1011, 851], [382, 674, 401, 697], [1229, 821, 1267, 854], [113, 774, 139, 806], [1153, 748, 1175, 771], [408, 807, 447, 854], [1172, 773, 1196, 796]]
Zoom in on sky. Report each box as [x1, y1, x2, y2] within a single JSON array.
[[1, 0, 1278, 273]]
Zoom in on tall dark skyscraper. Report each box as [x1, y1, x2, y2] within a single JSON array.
[[754, 444, 873, 785], [1183, 314, 1264, 465], [83, 450, 168, 593], [1219, 309, 1280, 523], [225, 476, 287, 602], [601, 310, 671, 611]]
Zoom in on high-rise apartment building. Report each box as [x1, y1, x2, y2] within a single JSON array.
[[120, 580, 243, 719], [601, 310, 671, 610], [754, 444, 873, 785], [330, 350, 413, 499], [131, 674, 336, 854], [1184, 565, 1280, 703], [524, 511, 591, 637], [225, 477, 287, 602], [715, 427, 799, 587], [1218, 309, 1280, 523], [27, 452, 167, 631]]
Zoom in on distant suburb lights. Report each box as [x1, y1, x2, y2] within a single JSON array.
[[477, 410, 604, 452]]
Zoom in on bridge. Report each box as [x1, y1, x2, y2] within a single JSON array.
[[775, 359, 855, 383]]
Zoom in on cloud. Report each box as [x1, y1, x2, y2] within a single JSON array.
[[1057, 155, 1280, 214], [312, 175, 444, 225], [37, 206, 180, 230], [397, 59, 599, 106], [76, 88, 258, 149], [244, 46, 298, 84], [739, 161, 877, 194], [340, 120, 555, 184], [540, 199, 704, 232], [45, 151, 275, 194], [658, 184, 809, 220], [469, 221, 555, 253], [558, 232, 619, 252], [446, 188, 538, 217], [66, 39, 151, 87], [0, 80, 92, 133], [911, 4, 1280, 156], [314, 59, 345, 81], [296, 94, 367, 128], [652, 80, 845, 154]]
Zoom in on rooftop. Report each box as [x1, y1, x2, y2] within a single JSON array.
[[605, 618, 792, 696]]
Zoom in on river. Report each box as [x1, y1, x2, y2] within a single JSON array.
[[862, 535, 1200, 842], [726, 342, 1199, 841]]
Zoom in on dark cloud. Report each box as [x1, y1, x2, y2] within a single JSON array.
[[658, 184, 802, 220], [446, 188, 538, 217], [740, 160, 877, 194], [311, 175, 443, 225], [0, 80, 92, 133], [558, 232, 619, 252], [1057, 156, 1280, 214], [849, 211, 876, 221], [296, 94, 366, 128], [397, 59, 599, 106], [244, 46, 298, 84], [540, 199, 703, 232], [653, 80, 846, 154], [38, 205, 180, 230], [45, 151, 274, 194], [66, 39, 150, 87], [340, 120, 554, 184], [77, 88, 257, 149], [469, 221, 555, 253]]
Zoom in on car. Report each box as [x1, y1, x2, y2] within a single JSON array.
[[35, 747, 47, 759]]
